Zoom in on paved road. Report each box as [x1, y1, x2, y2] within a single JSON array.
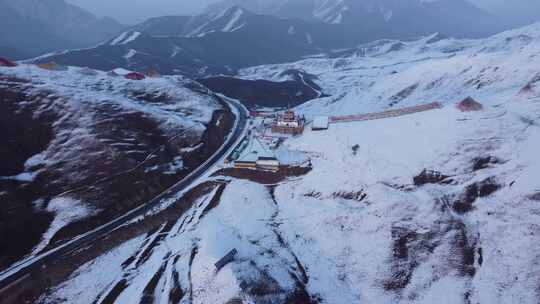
[[0, 95, 248, 293]]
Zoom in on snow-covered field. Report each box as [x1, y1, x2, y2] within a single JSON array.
[[37, 23, 540, 303]]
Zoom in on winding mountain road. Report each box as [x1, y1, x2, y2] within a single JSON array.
[[0, 95, 249, 295]]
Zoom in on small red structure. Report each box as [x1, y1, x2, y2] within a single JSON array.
[[456, 97, 483, 112], [0, 57, 17, 67], [124, 72, 145, 80]]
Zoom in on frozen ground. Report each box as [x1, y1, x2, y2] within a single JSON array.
[[35, 23, 540, 303]]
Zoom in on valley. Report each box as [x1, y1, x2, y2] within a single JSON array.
[[1, 1, 539, 303], [1, 21, 539, 304], [0, 64, 242, 277]]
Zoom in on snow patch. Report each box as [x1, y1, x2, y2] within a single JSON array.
[[0, 172, 38, 182], [123, 49, 137, 60], [288, 25, 295, 35], [32, 197, 96, 255], [110, 31, 141, 46], [222, 8, 244, 32]]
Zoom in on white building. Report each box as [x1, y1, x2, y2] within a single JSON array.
[[276, 120, 300, 128], [234, 136, 280, 171], [312, 116, 329, 130], [256, 157, 280, 171]]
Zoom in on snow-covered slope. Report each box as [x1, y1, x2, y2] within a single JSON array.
[[32, 24, 540, 304], [240, 23, 540, 116], [0, 64, 226, 270]]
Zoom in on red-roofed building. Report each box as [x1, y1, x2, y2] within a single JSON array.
[[457, 97, 483, 112], [124, 72, 145, 80], [271, 110, 305, 135]]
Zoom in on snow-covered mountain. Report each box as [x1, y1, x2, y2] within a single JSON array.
[[37, 0, 511, 76], [134, 6, 318, 39], [0, 0, 124, 59], [33, 0, 509, 76], [0, 64, 230, 271], [36, 7, 327, 76], [132, 7, 252, 38], [240, 22, 540, 115], [23, 23, 540, 304], [207, 0, 503, 42], [205, 0, 347, 21]]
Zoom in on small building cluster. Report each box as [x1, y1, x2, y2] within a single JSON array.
[[312, 115, 329, 131], [271, 110, 305, 135], [0, 54, 165, 82], [107, 68, 162, 80], [108, 68, 147, 80], [233, 136, 280, 171]]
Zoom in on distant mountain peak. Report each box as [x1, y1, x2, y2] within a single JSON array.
[[34, 0, 510, 77], [314, 0, 348, 24], [0, 0, 124, 59], [205, 0, 501, 37], [183, 5, 251, 37]]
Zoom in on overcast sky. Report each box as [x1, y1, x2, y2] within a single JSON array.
[[67, 0, 540, 26]]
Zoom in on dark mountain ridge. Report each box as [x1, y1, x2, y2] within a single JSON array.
[[33, 1, 504, 76], [35, 7, 327, 76]]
